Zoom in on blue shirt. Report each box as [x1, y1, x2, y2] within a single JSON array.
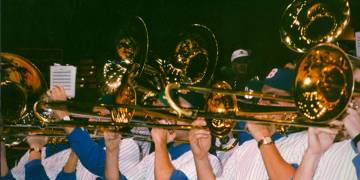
[[67, 127, 106, 177], [0, 143, 72, 180], [351, 141, 360, 180], [67, 128, 190, 180], [1, 157, 75, 180], [168, 143, 191, 180]]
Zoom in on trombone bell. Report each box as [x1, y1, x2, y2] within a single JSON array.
[[293, 43, 353, 122]]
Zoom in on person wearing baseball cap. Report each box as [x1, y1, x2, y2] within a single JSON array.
[[221, 48, 254, 90]]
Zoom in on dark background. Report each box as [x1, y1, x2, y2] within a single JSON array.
[[1, 0, 360, 93], [1, 0, 360, 167]]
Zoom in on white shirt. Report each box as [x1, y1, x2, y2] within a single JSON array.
[[11, 148, 97, 180], [123, 148, 222, 180], [217, 131, 357, 180], [11, 138, 140, 180]]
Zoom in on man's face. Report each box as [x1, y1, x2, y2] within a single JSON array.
[[116, 37, 136, 61], [232, 61, 248, 75]]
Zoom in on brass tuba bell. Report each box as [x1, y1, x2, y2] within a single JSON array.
[[159, 24, 218, 86], [280, 0, 350, 53], [1, 52, 47, 124]]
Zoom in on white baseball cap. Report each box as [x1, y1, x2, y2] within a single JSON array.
[[231, 49, 250, 63]]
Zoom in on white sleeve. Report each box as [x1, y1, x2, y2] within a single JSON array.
[[173, 152, 222, 180], [208, 154, 222, 177], [122, 153, 155, 180], [10, 150, 30, 180], [42, 149, 70, 179], [118, 138, 142, 175]]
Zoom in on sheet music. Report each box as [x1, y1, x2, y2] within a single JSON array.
[[50, 64, 77, 98], [356, 32, 360, 57]]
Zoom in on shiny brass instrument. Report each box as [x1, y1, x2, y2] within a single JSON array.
[[280, 0, 350, 53], [99, 16, 167, 122], [166, 81, 299, 137], [1, 52, 48, 146], [158, 24, 218, 86], [164, 43, 357, 138], [1, 22, 220, 148], [0, 52, 48, 124], [293, 43, 355, 121], [2, 123, 189, 147]]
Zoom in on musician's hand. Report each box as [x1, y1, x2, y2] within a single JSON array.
[[189, 118, 211, 160], [151, 128, 175, 146], [47, 85, 67, 101], [46, 85, 70, 120], [343, 108, 360, 139], [26, 133, 48, 148], [246, 122, 275, 141], [93, 106, 111, 116], [307, 127, 337, 156], [104, 130, 121, 152]]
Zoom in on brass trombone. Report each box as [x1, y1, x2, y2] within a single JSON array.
[[164, 43, 358, 137]]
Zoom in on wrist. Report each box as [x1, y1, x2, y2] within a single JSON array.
[[106, 146, 120, 153], [194, 154, 209, 161], [28, 147, 42, 161], [106, 141, 120, 152], [254, 133, 272, 142], [29, 144, 43, 149], [154, 142, 168, 153], [29, 147, 42, 153], [305, 148, 323, 158], [257, 136, 273, 148], [154, 140, 167, 147], [194, 155, 211, 167]]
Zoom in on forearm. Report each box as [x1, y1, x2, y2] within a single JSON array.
[[62, 151, 78, 173], [260, 144, 295, 180], [0, 162, 9, 177], [293, 150, 321, 180], [154, 143, 174, 179], [194, 157, 215, 180], [105, 148, 120, 180], [1, 145, 9, 177]]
